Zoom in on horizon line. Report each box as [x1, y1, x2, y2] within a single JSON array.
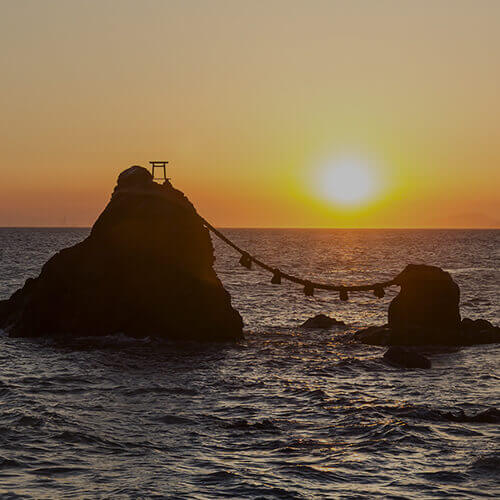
[[0, 226, 498, 230]]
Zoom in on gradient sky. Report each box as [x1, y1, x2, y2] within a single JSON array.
[[1, 0, 499, 227]]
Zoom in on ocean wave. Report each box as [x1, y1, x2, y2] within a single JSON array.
[[280, 463, 347, 483], [469, 451, 500, 473], [125, 386, 199, 396], [0, 456, 23, 469], [154, 414, 195, 426]]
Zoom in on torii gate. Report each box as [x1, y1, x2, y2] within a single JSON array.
[[150, 161, 169, 183]]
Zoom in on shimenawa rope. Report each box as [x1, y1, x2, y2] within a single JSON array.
[[199, 216, 398, 300]]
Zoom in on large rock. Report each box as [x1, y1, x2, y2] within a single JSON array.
[[354, 264, 498, 346], [0, 167, 243, 341], [388, 264, 460, 345]]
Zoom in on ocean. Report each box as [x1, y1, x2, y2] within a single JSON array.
[[0, 228, 498, 498]]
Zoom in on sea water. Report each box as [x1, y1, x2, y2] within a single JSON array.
[[0, 228, 498, 498]]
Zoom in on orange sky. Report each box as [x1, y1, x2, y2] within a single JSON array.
[[1, 0, 499, 227]]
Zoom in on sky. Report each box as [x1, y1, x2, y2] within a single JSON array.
[[0, 0, 499, 227]]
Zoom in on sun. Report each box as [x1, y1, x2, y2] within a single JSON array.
[[314, 156, 381, 207]]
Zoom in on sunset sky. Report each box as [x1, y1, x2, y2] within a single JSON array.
[[1, 0, 499, 227]]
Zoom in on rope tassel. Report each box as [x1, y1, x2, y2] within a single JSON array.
[[303, 281, 314, 296], [271, 269, 282, 284], [339, 288, 349, 301], [239, 252, 252, 269], [373, 286, 385, 298]]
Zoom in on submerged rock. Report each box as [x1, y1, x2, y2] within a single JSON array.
[[383, 346, 431, 369], [355, 264, 498, 347], [354, 325, 391, 345], [0, 167, 243, 341], [301, 314, 346, 329]]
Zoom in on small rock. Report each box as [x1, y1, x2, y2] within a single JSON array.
[[474, 318, 494, 330], [301, 314, 346, 329], [383, 346, 431, 369], [460, 317, 500, 345], [461, 317, 493, 331]]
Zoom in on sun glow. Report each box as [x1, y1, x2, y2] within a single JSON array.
[[314, 157, 381, 207]]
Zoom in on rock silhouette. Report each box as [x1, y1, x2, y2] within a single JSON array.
[[355, 264, 499, 346], [388, 264, 461, 344], [459, 317, 499, 344], [0, 166, 243, 341], [301, 314, 346, 329]]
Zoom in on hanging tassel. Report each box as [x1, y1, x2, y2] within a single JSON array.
[[339, 288, 349, 301], [239, 252, 252, 269], [271, 268, 282, 284], [303, 281, 314, 296], [374, 286, 385, 298]]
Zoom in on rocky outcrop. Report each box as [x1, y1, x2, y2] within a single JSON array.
[[355, 264, 499, 346], [0, 166, 243, 341], [301, 314, 346, 329]]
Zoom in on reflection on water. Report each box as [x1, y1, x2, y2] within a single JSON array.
[[0, 228, 498, 498]]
